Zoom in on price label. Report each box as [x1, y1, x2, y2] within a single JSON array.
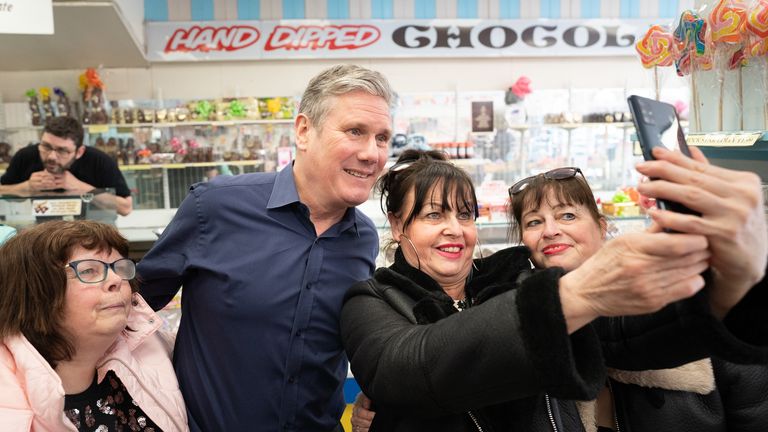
[[687, 132, 762, 147], [88, 125, 110, 134]]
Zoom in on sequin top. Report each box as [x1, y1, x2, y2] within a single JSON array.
[[64, 370, 162, 432]]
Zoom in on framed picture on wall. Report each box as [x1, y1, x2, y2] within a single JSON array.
[[472, 101, 494, 133]]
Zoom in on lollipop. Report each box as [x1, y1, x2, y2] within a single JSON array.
[[674, 10, 711, 128], [709, 0, 748, 131], [709, 0, 747, 44], [636, 25, 676, 68], [729, 46, 748, 69], [747, 0, 768, 127], [746, 0, 768, 57], [746, 0, 768, 39]]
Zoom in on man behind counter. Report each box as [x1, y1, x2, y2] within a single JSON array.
[[0, 116, 132, 215]]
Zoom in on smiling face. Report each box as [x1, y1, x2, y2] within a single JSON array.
[[294, 91, 392, 217], [61, 246, 133, 346], [390, 183, 478, 291], [39, 132, 84, 175], [521, 188, 605, 272]]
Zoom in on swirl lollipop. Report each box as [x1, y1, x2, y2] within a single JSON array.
[[674, 10, 711, 128], [637, 25, 676, 68], [747, 0, 768, 126], [637, 25, 676, 100], [747, 0, 768, 39], [710, 0, 747, 44], [709, 0, 748, 130]]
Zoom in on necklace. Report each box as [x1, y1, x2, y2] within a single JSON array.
[[453, 298, 470, 311]]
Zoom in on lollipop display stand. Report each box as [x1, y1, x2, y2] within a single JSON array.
[[635, 1, 768, 181]]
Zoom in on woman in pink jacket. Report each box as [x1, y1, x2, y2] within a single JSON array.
[[0, 220, 188, 431]]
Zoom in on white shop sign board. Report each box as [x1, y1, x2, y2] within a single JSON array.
[[0, 0, 53, 35], [147, 19, 657, 62]]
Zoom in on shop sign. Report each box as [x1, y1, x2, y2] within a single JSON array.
[[147, 18, 656, 62], [0, 0, 53, 35]]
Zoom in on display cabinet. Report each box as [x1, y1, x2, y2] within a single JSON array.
[[86, 119, 295, 209], [0, 189, 118, 229]]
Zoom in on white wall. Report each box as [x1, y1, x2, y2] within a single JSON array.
[[0, 56, 685, 103]]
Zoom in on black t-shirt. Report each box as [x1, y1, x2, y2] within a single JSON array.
[[0, 144, 131, 197], [64, 369, 162, 432]]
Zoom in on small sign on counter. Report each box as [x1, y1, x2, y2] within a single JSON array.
[[31, 198, 82, 217]]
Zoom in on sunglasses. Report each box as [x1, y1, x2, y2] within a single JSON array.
[[508, 167, 584, 196]]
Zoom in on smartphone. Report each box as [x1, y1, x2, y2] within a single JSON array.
[[627, 95, 699, 216]]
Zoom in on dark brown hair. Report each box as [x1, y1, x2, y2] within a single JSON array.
[[378, 149, 478, 238], [43, 116, 84, 148], [0, 220, 135, 367], [508, 173, 603, 244]]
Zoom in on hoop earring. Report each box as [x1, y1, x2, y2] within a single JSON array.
[[473, 236, 484, 271], [399, 234, 422, 270]]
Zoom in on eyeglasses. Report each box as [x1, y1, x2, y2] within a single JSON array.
[[508, 167, 584, 196], [65, 258, 136, 284], [39, 143, 75, 157]]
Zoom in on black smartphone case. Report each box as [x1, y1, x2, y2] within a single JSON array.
[[627, 95, 699, 216]]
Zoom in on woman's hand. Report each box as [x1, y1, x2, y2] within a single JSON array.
[[350, 392, 375, 432], [559, 231, 710, 333], [636, 147, 767, 318]]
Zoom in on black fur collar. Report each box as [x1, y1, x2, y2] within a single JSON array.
[[373, 246, 533, 324]]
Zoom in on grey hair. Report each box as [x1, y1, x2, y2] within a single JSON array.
[[298, 64, 395, 128]]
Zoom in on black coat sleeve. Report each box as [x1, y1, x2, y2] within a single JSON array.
[[340, 268, 604, 416], [713, 357, 768, 432], [598, 270, 768, 370]]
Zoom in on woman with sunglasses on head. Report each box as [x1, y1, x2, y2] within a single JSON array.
[[508, 165, 768, 431], [0, 220, 188, 431], [342, 149, 768, 432]]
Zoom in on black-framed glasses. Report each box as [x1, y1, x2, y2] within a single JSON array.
[[65, 258, 136, 284], [508, 167, 584, 196], [39, 142, 75, 157]]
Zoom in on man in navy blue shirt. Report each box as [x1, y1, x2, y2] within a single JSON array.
[[138, 65, 394, 431]]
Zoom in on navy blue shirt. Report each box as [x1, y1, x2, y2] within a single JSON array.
[[138, 164, 379, 432]]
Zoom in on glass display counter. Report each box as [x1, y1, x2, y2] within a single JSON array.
[[0, 188, 118, 230]]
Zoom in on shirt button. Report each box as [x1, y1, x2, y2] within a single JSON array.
[[295, 331, 302, 337], [288, 376, 296, 384]]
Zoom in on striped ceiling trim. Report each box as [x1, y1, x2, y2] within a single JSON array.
[[145, 0, 691, 21]]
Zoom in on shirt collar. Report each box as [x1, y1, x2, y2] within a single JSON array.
[[267, 162, 301, 210], [267, 162, 361, 236]]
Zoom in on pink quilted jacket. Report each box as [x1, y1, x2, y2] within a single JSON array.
[[0, 294, 188, 431]]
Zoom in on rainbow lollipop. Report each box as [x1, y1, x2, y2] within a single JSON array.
[[709, 0, 748, 131], [709, 0, 747, 44], [674, 10, 710, 76], [747, 0, 768, 38], [674, 10, 712, 129], [747, 0, 768, 57], [747, 0, 768, 127], [636, 25, 676, 68]]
